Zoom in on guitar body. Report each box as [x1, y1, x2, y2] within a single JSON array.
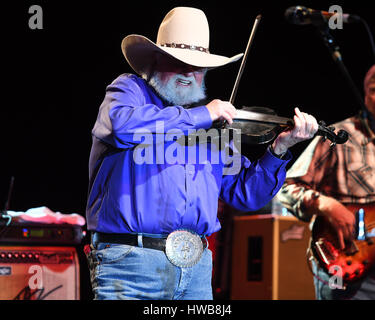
[[311, 203, 375, 284]]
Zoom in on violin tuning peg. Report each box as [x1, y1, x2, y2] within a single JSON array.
[[319, 120, 327, 127], [328, 126, 335, 132]]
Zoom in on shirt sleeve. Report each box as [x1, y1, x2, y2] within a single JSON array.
[[219, 147, 292, 211], [277, 136, 337, 222], [92, 74, 213, 148]]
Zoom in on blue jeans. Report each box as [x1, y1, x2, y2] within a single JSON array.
[[312, 260, 375, 300], [86, 235, 213, 300]]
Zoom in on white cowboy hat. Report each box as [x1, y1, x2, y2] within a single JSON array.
[[121, 7, 244, 78]]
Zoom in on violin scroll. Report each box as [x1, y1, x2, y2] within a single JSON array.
[[317, 120, 349, 146]]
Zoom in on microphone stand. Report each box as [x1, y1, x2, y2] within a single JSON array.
[[0, 176, 14, 237], [315, 19, 370, 118]]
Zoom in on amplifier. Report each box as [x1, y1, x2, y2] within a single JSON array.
[[0, 245, 80, 300], [0, 221, 84, 245], [230, 214, 316, 300]]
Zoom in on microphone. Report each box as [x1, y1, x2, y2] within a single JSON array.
[[285, 6, 360, 25]]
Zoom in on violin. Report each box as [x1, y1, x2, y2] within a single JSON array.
[[227, 105, 349, 145], [223, 14, 349, 146]]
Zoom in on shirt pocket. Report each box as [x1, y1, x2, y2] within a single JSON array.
[[346, 162, 375, 195]]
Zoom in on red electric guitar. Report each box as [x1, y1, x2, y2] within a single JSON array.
[[311, 203, 375, 284]]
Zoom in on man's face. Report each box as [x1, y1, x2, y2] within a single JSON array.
[[156, 63, 206, 87], [365, 80, 375, 117], [148, 55, 207, 106]]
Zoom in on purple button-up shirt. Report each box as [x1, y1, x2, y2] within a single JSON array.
[[86, 74, 291, 235]]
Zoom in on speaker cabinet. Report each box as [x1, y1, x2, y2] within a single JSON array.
[[0, 246, 80, 300], [230, 214, 315, 300]]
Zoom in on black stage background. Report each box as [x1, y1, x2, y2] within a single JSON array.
[[1, 0, 375, 302]]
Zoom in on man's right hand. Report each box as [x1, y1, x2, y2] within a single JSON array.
[[317, 195, 356, 250], [205, 99, 237, 125]]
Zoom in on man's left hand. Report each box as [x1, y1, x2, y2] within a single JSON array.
[[272, 107, 319, 155]]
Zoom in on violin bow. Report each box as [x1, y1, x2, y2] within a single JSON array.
[[229, 14, 262, 105]]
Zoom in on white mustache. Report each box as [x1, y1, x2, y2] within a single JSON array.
[[149, 71, 206, 106], [175, 75, 195, 82]]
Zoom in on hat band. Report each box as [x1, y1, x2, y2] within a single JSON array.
[[160, 43, 209, 53]]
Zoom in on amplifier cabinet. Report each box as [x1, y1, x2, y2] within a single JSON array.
[[0, 246, 80, 300], [230, 214, 315, 300]]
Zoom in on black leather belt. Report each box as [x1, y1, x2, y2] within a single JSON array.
[[93, 232, 207, 252]]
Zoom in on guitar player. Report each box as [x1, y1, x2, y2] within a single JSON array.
[[278, 64, 375, 300]]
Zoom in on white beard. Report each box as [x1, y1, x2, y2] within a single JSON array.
[[148, 71, 207, 106]]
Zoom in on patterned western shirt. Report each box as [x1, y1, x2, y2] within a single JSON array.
[[278, 115, 375, 222]]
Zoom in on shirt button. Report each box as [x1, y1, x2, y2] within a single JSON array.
[[187, 165, 194, 175]]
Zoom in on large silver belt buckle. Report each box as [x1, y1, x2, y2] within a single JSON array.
[[165, 229, 204, 268]]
